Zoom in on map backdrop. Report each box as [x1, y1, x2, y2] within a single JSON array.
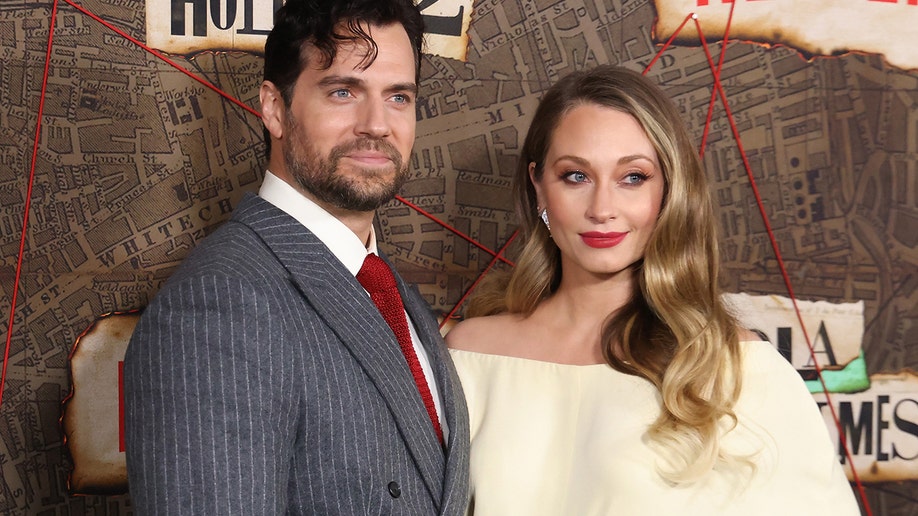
[[1, 0, 916, 513]]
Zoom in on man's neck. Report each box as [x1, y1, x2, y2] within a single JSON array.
[[314, 198, 376, 248], [271, 168, 376, 247]]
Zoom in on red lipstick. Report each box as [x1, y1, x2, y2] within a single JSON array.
[[580, 231, 627, 248]]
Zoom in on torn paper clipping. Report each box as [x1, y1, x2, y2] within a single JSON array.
[[725, 292, 866, 391], [62, 313, 138, 494], [145, 0, 473, 61], [655, 0, 918, 71], [814, 372, 918, 482]]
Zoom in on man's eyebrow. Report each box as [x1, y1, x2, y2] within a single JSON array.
[[317, 75, 363, 88], [316, 76, 418, 96], [388, 82, 419, 96]]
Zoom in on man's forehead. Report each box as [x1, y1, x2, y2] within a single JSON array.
[[303, 22, 409, 67], [298, 25, 416, 82], [300, 38, 373, 71]]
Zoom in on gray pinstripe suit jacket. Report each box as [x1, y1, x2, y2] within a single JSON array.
[[124, 193, 470, 515]]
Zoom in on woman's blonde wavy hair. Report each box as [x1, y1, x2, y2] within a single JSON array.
[[467, 65, 749, 484]]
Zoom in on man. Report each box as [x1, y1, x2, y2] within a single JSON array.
[[123, 0, 470, 513]]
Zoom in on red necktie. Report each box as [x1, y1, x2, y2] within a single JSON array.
[[357, 254, 444, 445]]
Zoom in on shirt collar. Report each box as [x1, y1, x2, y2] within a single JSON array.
[[258, 170, 377, 276]]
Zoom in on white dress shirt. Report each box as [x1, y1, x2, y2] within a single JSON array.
[[258, 171, 446, 438]]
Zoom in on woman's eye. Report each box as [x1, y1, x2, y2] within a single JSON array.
[[563, 171, 588, 183], [623, 172, 648, 185]]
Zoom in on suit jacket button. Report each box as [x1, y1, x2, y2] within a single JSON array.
[[387, 481, 401, 498]]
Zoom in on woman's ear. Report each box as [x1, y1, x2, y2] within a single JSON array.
[[260, 81, 286, 142], [529, 162, 546, 209]]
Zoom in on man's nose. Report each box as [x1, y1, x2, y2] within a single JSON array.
[[355, 98, 392, 139]]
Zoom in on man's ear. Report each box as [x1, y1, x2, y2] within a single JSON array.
[[260, 81, 285, 141]]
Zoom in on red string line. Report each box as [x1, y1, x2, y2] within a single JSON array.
[[643, 13, 695, 76], [62, 0, 261, 118], [0, 0, 61, 411], [698, 0, 737, 158], [440, 230, 519, 329], [645, 11, 869, 511], [395, 195, 514, 267], [690, 19, 871, 513]]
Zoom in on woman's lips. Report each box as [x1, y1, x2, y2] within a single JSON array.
[[580, 231, 627, 248]]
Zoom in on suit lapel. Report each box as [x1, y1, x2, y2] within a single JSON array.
[[399, 279, 471, 515], [232, 195, 446, 504]]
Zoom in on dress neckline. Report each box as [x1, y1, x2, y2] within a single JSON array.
[[449, 340, 770, 370], [448, 348, 610, 369]]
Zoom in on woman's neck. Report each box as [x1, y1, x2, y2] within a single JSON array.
[[550, 267, 634, 321], [526, 269, 636, 364]]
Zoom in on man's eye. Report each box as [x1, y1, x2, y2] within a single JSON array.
[[331, 89, 352, 98], [392, 93, 411, 104]]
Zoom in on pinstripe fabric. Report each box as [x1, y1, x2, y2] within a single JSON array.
[[124, 193, 470, 515]]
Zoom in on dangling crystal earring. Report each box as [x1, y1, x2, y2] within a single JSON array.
[[540, 208, 551, 232]]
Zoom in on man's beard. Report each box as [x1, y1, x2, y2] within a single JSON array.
[[283, 114, 410, 212]]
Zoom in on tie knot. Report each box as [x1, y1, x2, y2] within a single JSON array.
[[357, 253, 397, 295]]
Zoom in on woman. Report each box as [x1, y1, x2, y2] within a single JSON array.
[[446, 65, 859, 515]]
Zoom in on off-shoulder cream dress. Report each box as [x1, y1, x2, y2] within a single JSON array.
[[450, 341, 860, 515]]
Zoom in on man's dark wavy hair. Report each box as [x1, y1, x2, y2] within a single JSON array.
[[262, 0, 425, 158]]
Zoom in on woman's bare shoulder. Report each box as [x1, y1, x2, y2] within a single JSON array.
[[445, 313, 526, 353], [737, 327, 764, 342]]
